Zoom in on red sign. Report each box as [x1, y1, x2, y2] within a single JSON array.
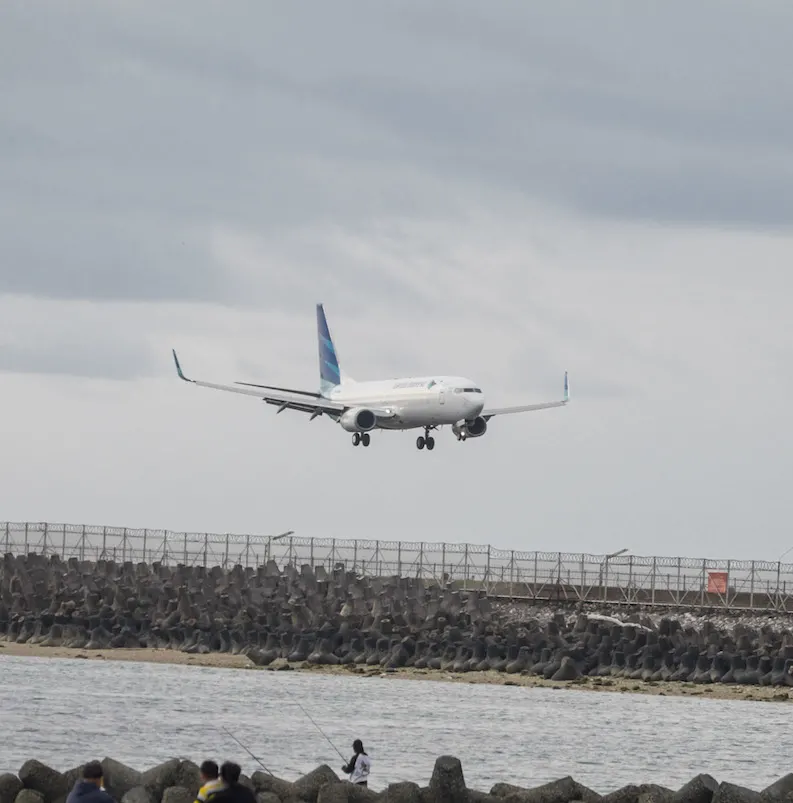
[[707, 571, 728, 594]]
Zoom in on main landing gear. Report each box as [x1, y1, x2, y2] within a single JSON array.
[[416, 427, 435, 451], [352, 433, 371, 447]]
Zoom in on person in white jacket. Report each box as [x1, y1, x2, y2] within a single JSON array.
[[341, 739, 371, 787]]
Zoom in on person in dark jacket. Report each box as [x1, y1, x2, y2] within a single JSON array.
[[209, 763, 256, 803], [66, 762, 116, 803]]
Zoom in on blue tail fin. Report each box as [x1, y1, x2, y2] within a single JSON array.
[[316, 303, 342, 394]]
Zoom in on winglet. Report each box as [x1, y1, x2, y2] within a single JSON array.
[[172, 349, 190, 382], [564, 371, 569, 402]]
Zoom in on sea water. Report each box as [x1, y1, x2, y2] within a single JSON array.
[[0, 654, 786, 792]]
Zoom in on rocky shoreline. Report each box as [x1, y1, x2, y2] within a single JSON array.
[[1, 643, 791, 704], [1, 756, 791, 803], [3, 553, 793, 695]]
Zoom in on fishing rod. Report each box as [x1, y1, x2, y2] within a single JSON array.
[[222, 726, 275, 776], [279, 684, 347, 763]]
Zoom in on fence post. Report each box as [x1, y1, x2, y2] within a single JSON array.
[[245, 534, 250, 568], [102, 527, 107, 558], [398, 542, 402, 577], [777, 561, 782, 611], [485, 545, 491, 585], [556, 553, 562, 598], [354, 539, 359, 572], [4, 522, 8, 554], [651, 557, 656, 605], [224, 534, 230, 569], [533, 551, 538, 598], [143, 529, 148, 563], [204, 534, 209, 568], [602, 555, 609, 602], [418, 543, 424, 579], [441, 543, 446, 583], [749, 561, 755, 610], [464, 543, 469, 583], [628, 555, 634, 602], [43, 522, 49, 555]]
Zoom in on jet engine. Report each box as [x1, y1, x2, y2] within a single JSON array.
[[452, 416, 488, 440], [339, 407, 378, 433]]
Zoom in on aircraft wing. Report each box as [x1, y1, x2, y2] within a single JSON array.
[[171, 350, 395, 420], [482, 372, 569, 420]]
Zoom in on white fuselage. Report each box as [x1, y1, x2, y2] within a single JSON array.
[[326, 375, 485, 430]]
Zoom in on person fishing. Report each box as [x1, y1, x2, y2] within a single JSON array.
[[210, 762, 256, 803], [65, 762, 116, 803], [341, 740, 371, 787], [195, 761, 224, 803]]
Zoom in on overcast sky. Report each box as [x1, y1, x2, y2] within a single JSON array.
[[1, 1, 792, 562]]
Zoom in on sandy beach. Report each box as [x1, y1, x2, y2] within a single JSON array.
[[2, 641, 790, 704]]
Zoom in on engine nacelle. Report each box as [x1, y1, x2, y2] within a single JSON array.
[[452, 416, 488, 440], [339, 407, 378, 433]]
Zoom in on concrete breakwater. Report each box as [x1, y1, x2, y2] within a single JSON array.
[[2, 757, 793, 803], [2, 553, 793, 687]]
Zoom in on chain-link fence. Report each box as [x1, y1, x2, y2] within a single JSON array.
[[3, 521, 793, 612]]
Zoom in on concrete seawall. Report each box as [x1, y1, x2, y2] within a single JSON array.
[[3, 553, 793, 688], [1, 756, 791, 803]]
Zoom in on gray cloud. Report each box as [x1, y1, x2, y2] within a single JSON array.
[[2, 1, 792, 308], [0, 296, 159, 379], [1, 1, 793, 560], [0, 338, 154, 381]]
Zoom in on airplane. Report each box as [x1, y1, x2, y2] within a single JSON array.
[[171, 303, 569, 451]]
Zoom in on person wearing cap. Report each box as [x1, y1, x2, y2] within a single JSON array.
[[66, 762, 116, 803], [195, 761, 225, 803], [209, 762, 256, 803], [341, 740, 371, 787]]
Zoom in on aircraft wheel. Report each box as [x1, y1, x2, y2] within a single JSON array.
[[416, 436, 425, 450], [426, 436, 435, 450], [352, 433, 361, 446], [361, 433, 371, 447]]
